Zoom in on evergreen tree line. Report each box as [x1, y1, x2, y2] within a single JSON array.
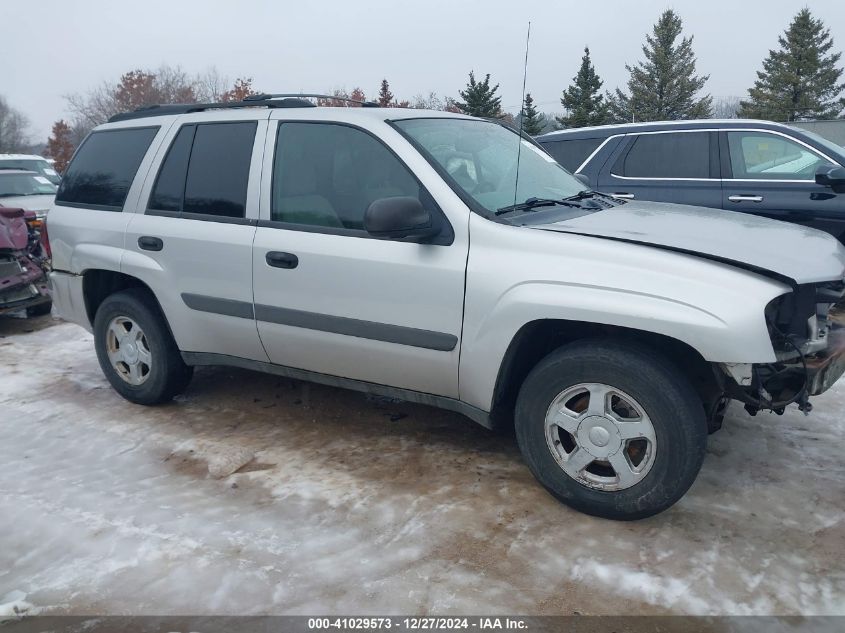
[[486, 7, 845, 134], [4, 6, 843, 157]]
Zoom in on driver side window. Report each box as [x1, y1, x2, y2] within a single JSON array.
[[727, 132, 830, 180], [271, 122, 426, 231]]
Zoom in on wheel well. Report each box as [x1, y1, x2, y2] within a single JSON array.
[[489, 320, 724, 429], [82, 270, 154, 325]]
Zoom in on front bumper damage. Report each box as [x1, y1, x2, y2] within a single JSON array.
[[806, 314, 845, 396], [0, 251, 50, 315], [0, 208, 51, 315], [724, 289, 845, 415]]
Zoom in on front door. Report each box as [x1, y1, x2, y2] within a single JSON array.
[[252, 119, 467, 398], [720, 129, 845, 241]]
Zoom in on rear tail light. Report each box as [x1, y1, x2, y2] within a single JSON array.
[[41, 216, 51, 258]]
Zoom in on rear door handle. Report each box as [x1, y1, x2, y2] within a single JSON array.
[[138, 236, 163, 251], [728, 195, 764, 203], [611, 193, 635, 199], [265, 251, 299, 269]]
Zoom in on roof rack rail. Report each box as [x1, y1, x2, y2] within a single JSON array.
[[107, 92, 382, 123], [107, 98, 315, 123], [244, 93, 380, 108]]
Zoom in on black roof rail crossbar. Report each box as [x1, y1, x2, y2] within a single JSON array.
[[245, 93, 381, 108], [107, 96, 318, 123]]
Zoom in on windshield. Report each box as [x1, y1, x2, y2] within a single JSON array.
[[0, 173, 58, 197], [394, 118, 585, 216], [0, 158, 61, 184], [791, 128, 845, 159]]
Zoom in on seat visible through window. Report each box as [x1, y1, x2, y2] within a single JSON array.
[[271, 122, 422, 230]]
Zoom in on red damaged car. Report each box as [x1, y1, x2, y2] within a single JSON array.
[[0, 205, 51, 316]]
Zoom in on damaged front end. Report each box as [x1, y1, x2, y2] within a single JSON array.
[[0, 207, 51, 316], [723, 280, 845, 416]]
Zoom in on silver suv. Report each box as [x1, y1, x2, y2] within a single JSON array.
[[47, 95, 845, 520]]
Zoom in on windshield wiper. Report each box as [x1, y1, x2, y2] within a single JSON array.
[[562, 190, 623, 205], [495, 197, 585, 216]]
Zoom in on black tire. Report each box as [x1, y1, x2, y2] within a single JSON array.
[[515, 339, 708, 520], [26, 300, 52, 317], [93, 288, 193, 405]]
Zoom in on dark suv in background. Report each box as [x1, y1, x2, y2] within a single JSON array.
[[537, 120, 845, 243]]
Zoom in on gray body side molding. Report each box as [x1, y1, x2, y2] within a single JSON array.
[[181, 293, 458, 352]]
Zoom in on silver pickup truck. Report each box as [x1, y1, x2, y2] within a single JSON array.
[[46, 95, 845, 520]]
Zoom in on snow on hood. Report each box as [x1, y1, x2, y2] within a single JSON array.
[[534, 200, 845, 285], [0, 194, 54, 215]]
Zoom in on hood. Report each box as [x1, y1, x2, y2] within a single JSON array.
[[533, 200, 845, 285], [0, 194, 54, 215]]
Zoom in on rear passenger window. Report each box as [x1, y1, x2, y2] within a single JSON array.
[[615, 132, 710, 179], [56, 127, 158, 210], [542, 138, 603, 172], [148, 125, 194, 212], [271, 122, 425, 230], [148, 122, 256, 218]]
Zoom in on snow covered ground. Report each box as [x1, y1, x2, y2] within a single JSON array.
[[1, 316, 843, 616]]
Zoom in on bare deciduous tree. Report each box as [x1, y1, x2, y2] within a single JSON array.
[[194, 67, 230, 102], [410, 92, 457, 111], [711, 96, 742, 119], [316, 88, 368, 107], [0, 95, 31, 153], [63, 65, 259, 144]]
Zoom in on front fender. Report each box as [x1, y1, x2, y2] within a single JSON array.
[[459, 217, 791, 412]]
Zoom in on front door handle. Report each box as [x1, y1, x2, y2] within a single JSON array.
[[728, 195, 764, 203], [611, 193, 635, 199], [266, 251, 299, 269], [138, 236, 163, 251]]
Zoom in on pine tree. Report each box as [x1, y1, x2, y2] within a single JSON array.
[[520, 93, 545, 135], [739, 9, 845, 121], [456, 71, 502, 118], [607, 10, 712, 122], [377, 79, 394, 107], [557, 47, 608, 128]]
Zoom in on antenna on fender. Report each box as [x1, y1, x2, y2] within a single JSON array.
[[512, 21, 532, 210]]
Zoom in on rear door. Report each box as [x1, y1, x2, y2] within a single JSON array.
[[597, 130, 723, 208], [719, 129, 845, 240], [123, 113, 268, 362], [251, 117, 468, 398]]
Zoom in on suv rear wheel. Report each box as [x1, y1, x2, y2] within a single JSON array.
[[93, 288, 193, 405], [515, 340, 708, 520]]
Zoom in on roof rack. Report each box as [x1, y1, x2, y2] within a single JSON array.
[[244, 93, 380, 108], [107, 93, 380, 123]]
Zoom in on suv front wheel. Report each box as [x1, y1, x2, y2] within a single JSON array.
[[93, 288, 193, 405], [515, 340, 708, 520]]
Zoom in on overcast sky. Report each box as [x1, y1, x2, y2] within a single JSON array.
[[3, 0, 845, 141]]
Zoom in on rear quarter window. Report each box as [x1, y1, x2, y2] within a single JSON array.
[[541, 137, 604, 172], [56, 127, 159, 210]]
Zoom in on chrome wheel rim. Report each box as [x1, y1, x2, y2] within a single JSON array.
[[106, 316, 152, 386], [544, 383, 657, 491]]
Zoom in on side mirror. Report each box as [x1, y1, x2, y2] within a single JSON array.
[[815, 164, 845, 192], [364, 197, 439, 242], [574, 173, 591, 189]]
